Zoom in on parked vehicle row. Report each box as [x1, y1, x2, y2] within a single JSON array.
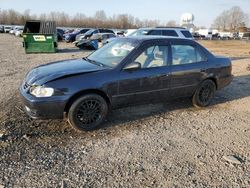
[[2, 24, 249, 46], [65, 27, 194, 50], [1, 25, 13, 33], [192, 31, 249, 40], [0, 25, 24, 36]]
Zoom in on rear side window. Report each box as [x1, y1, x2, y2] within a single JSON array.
[[162, 30, 178, 37], [148, 30, 162, 35], [171, 45, 206, 65], [181, 31, 193, 38]]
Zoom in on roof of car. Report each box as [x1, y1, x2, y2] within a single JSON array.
[[137, 27, 189, 30], [124, 35, 193, 42]]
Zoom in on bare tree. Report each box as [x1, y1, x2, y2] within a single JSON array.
[[94, 10, 107, 21], [213, 10, 229, 31], [213, 6, 249, 31], [228, 6, 249, 31], [166, 20, 177, 27], [0, 8, 166, 29]]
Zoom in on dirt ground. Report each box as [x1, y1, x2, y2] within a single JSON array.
[[0, 34, 250, 187]]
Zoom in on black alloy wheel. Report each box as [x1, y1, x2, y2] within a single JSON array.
[[192, 79, 216, 108], [68, 94, 108, 131]]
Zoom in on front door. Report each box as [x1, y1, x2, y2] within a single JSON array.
[[113, 42, 171, 106]]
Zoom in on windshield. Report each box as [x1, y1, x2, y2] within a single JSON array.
[[87, 39, 139, 68], [128, 29, 149, 36]]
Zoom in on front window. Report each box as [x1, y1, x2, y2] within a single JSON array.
[[134, 45, 169, 68], [87, 39, 139, 68]]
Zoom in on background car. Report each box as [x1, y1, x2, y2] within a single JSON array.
[[20, 36, 232, 132], [64, 28, 90, 43], [76, 33, 116, 49], [13, 26, 24, 36], [4, 26, 12, 33], [15, 27, 24, 37], [57, 28, 65, 41], [9, 27, 16, 34], [0, 26, 4, 33], [129, 27, 193, 39], [75, 28, 115, 45], [242, 32, 250, 40]]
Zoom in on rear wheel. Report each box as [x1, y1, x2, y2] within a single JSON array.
[[192, 79, 216, 108], [68, 94, 108, 131]]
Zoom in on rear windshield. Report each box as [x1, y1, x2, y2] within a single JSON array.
[[181, 31, 193, 38]]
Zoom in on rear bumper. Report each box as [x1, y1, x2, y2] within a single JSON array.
[[19, 87, 68, 119]]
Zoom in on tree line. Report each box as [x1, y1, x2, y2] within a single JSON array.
[[1, 6, 248, 30], [213, 6, 249, 31], [0, 9, 163, 29]]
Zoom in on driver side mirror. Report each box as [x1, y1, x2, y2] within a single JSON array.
[[123, 62, 141, 71]]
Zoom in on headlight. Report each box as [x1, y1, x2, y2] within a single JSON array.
[[29, 85, 54, 97]]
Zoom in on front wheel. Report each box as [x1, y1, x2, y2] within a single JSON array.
[[68, 94, 108, 131], [192, 79, 216, 108]]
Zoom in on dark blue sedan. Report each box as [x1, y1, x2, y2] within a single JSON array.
[[20, 36, 233, 131], [64, 28, 90, 43]]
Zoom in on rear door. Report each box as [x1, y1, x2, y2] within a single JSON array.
[[170, 41, 208, 97]]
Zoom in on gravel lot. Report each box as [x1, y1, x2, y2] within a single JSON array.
[[0, 34, 250, 187]]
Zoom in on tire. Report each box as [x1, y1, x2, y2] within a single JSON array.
[[192, 79, 216, 108], [68, 94, 108, 131]]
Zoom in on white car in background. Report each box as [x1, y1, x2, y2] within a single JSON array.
[[14, 26, 24, 37], [4, 26, 12, 33], [128, 27, 193, 39], [15, 29, 23, 37]]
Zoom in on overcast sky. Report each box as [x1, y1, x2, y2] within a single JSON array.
[[0, 0, 249, 27]]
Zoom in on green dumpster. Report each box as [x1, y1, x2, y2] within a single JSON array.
[[23, 20, 57, 53]]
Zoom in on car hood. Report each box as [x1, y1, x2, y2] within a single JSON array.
[[25, 58, 107, 85]]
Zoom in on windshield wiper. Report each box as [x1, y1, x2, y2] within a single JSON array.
[[83, 57, 110, 68]]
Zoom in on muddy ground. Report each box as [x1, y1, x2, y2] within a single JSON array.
[[0, 34, 250, 187]]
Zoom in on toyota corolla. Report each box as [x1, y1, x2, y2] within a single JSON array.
[[20, 36, 233, 131]]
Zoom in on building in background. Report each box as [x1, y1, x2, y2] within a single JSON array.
[[180, 13, 195, 32]]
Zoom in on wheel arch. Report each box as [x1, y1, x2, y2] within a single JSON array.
[[205, 76, 218, 90], [64, 89, 111, 115]]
